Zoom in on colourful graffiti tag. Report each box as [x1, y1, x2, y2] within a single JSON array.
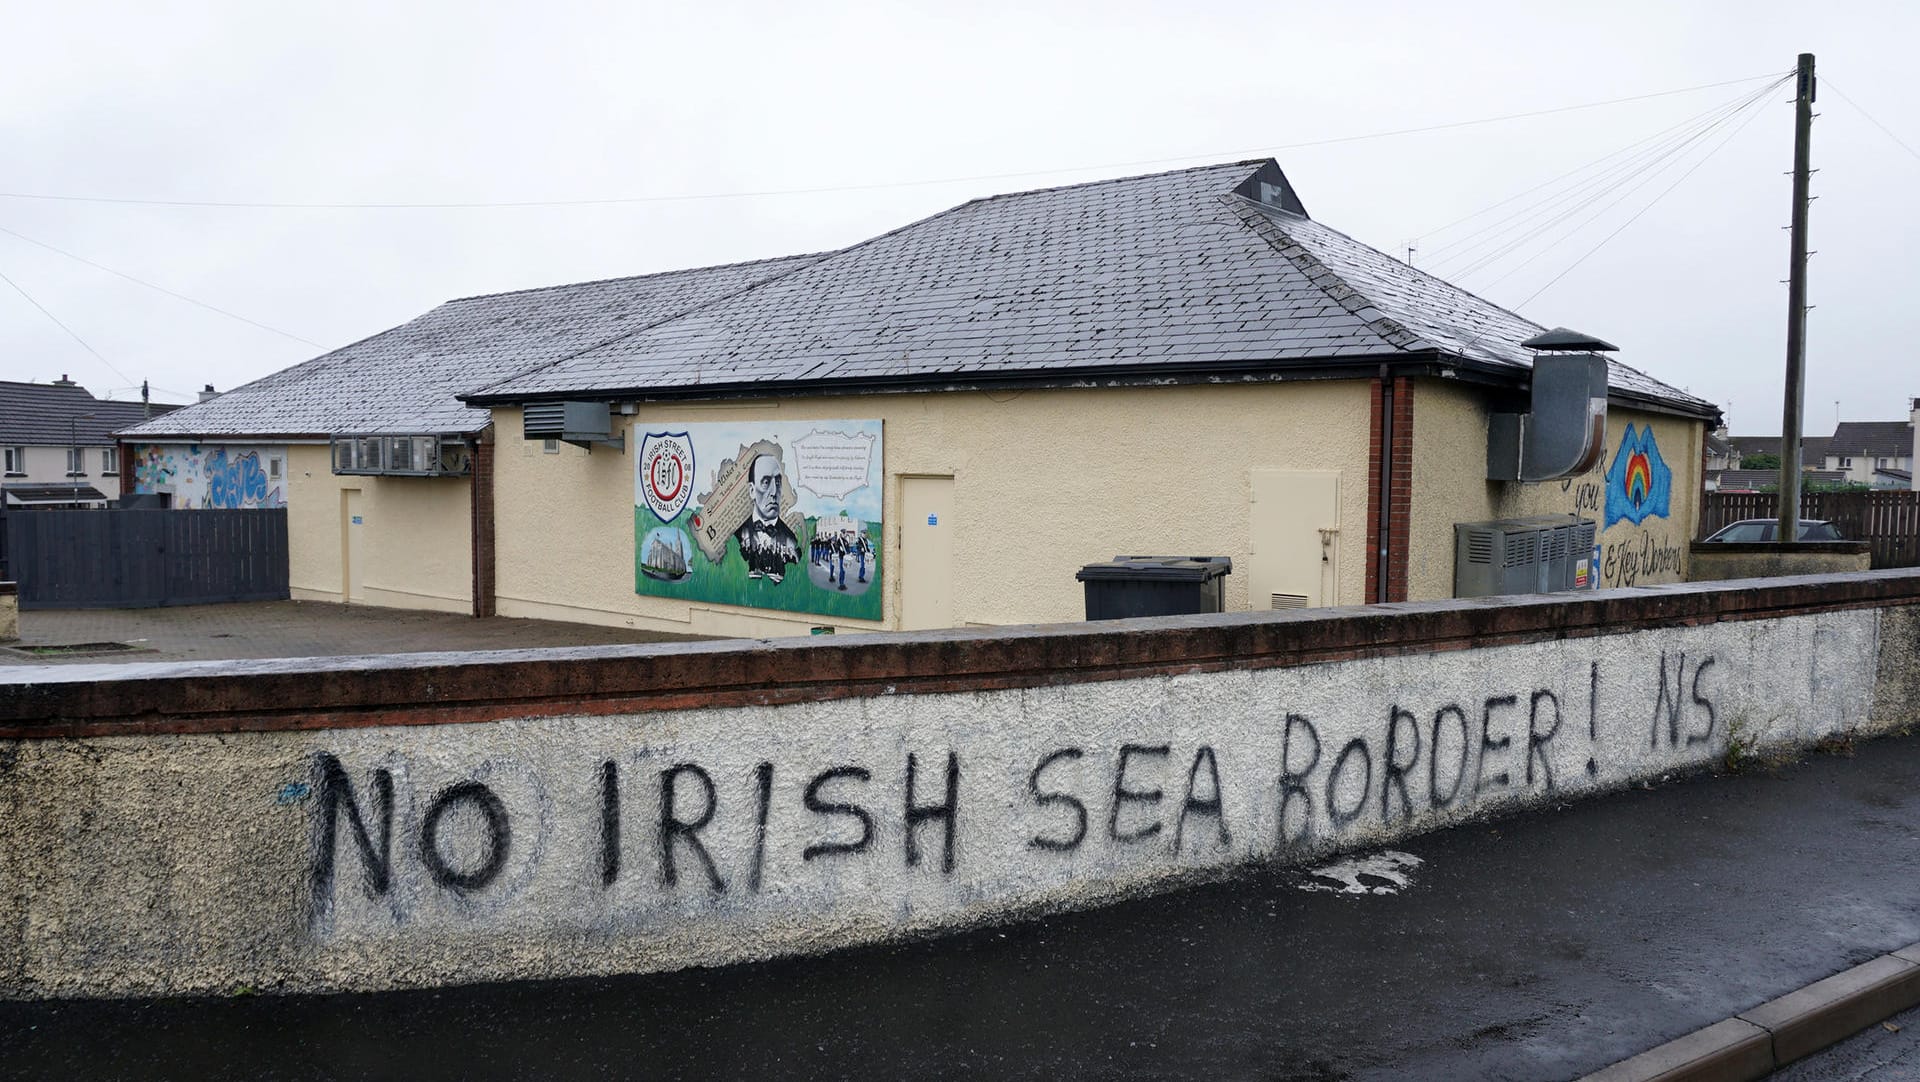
[[132, 444, 284, 509], [1603, 424, 1672, 529]]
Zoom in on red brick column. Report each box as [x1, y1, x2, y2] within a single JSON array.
[[1387, 377, 1414, 602], [470, 437, 496, 618]]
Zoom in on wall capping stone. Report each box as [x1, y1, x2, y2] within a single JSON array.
[[3, 569, 1918, 740]]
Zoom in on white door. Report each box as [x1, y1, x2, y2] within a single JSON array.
[[900, 476, 955, 629], [1248, 470, 1340, 609]]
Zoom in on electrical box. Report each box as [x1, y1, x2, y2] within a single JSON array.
[[1454, 515, 1597, 598]]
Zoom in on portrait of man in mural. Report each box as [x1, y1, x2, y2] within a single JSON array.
[[735, 453, 801, 582]]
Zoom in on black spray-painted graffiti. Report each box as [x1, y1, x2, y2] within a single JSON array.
[[1603, 531, 1686, 588], [310, 653, 1721, 908]]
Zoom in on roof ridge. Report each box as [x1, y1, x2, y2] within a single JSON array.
[[959, 158, 1273, 208], [1222, 194, 1431, 355], [441, 251, 837, 305]]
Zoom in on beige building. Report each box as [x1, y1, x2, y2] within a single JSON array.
[[126, 159, 1717, 637]]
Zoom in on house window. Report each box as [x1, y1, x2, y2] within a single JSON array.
[[1840, 456, 1853, 468], [543, 438, 560, 454], [269, 456, 283, 481], [3, 446, 23, 475], [102, 447, 119, 475], [66, 447, 86, 476]]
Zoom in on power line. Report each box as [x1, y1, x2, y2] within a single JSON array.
[[1510, 78, 1780, 310], [1418, 83, 1770, 270], [1451, 78, 1786, 284], [0, 223, 323, 347], [0, 73, 1785, 211], [1820, 77, 1920, 164], [0, 262, 134, 387]]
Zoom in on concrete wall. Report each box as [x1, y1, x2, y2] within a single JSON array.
[[1409, 381, 1705, 599], [1689, 542, 1872, 581], [1, 443, 119, 488], [491, 382, 1375, 637], [285, 445, 472, 613], [2, 570, 1915, 1000]]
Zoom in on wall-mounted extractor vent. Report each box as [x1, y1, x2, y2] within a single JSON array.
[[523, 401, 624, 451], [1488, 328, 1614, 482], [1270, 592, 1310, 610], [1455, 515, 1597, 598]]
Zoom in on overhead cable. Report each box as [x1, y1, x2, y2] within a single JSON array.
[[0, 73, 1787, 211]]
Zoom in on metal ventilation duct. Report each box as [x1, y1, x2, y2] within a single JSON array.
[[1487, 346, 1610, 483]]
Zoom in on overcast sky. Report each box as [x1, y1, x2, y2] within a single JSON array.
[[3, 1, 1914, 435]]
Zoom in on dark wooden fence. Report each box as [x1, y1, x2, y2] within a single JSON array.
[[1698, 490, 1920, 568], [4, 508, 289, 610]]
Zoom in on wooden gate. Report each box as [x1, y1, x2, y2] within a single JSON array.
[[5, 508, 289, 610]]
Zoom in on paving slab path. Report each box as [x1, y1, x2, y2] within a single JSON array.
[[0, 600, 704, 665], [3, 725, 1919, 1080]]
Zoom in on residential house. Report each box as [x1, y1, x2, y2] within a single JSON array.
[[0, 377, 181, 509], [128, 159, 1719, 635], [1818, 420, 1913, 488]]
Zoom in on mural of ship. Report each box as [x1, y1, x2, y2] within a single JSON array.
[[641, 530, 691, 581]]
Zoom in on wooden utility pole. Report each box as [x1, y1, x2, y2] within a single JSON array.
[[1778, 52, 1815, 542]]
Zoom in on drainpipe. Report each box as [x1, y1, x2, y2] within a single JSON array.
[[1376, 365, 1394, 604]]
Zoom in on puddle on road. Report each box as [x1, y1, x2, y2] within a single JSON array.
[[1298, 850, 1424, 894]]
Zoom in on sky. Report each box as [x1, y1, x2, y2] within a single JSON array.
[[1, 0, 1915, 436]]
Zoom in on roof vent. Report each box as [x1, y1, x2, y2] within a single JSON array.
[[1230, 161, 1309, 218], [52, 374, 76, 387], [1487, 328, 1614, 482]]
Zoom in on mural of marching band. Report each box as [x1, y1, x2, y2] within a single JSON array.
[[634, 420, 883, 621]]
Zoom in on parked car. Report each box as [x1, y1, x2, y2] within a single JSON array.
[[1702, 518, 1845, 542]]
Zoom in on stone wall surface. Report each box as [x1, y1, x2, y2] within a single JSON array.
[[2, 571, 1917, 1000], [1688, 542, 1872, 581]]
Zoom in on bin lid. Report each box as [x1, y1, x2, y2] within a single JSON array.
[[1075, 555, 1233, 582]]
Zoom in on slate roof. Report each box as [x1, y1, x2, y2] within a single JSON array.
[[2, 482, 109, 505], [119, 254, 827, 440], [0, 380, 183, 446], [1709, 468, 1847, 491], [1725, 435, 1832, 465], [1828, 421, 1913, 457], [469, 159, 1716, 418]]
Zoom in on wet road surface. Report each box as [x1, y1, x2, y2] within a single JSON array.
[[5, 733, 1920, 1080]]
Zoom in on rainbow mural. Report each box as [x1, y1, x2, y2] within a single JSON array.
[[1603, 423, 1671, 528]]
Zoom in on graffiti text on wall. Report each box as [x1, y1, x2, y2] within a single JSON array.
[[134, 444, 284, 509], [308, 650, 1723, 922]]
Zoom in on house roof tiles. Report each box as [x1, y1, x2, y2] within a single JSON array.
[[0, 380, 182, 446], [119, 254, 826, 440]]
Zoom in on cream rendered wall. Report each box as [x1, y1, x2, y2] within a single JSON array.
[[285, 444, 472, 613], [1408, 379, 1705, 601], [491, 381, 1375, 637], [3, 444, 117, 487]]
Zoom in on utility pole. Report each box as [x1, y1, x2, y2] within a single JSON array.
[[1778, 52, 1815, 543]]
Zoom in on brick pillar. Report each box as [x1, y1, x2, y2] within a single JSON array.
[[1364, 376, 1416, 603], [1386, 377, 1414, 602], [470, 437, 496, 618]]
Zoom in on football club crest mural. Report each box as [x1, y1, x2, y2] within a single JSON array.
[[634, 421, 883, 621], [1602, 423, 1672, 529]]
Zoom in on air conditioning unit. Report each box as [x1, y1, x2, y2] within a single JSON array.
[[523, 401, 624, 450], [1454, 515, 1597, 598]]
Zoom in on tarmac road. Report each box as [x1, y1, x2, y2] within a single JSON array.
[[5, 732, 1920, 1081]]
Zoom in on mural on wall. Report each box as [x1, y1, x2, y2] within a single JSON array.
[[132, 443, 284, 509], [1597, 423, 1681, 587], [634, 421, 882, 621], [1603, 423, 1672, 528]]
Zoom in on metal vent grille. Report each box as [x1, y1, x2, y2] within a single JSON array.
[[1543, 527, 1568, 561], [523, 402, 566, 438], [1271, 592, 1310, 610], [1502, 531, 1537, 568], [1465, 530, 1494, 564]]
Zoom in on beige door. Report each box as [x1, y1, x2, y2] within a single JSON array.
[[342, 489, 365, 603], [900, 476, 955, 629], [1248, 469, 1341, 609]]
